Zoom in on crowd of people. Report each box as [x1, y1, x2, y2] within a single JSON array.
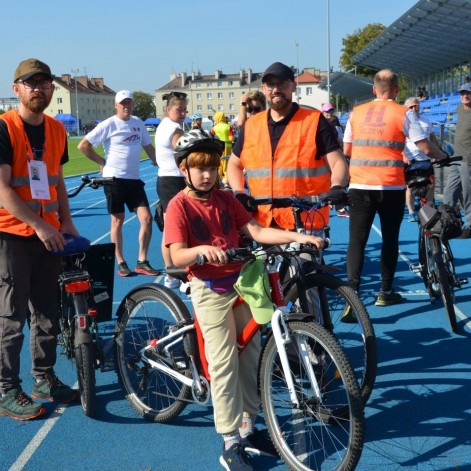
[[0, 56, 469, 471]]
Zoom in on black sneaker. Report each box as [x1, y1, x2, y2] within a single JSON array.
[[220, 443, 252, 471], [31, 374, 78, 403], [340, 304, 358, 324], [0, 388, 46, 421], [241, 428, 278, 457], [375, 289, 403, 306], [135, 260, 159, 276], [117, 261, 132, 277]]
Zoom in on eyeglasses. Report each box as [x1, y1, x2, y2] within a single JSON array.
[[408, 105, 419, 109], [324, 109, 335, 113], [163, 91, 187, 101], [263, 80, 292, 91], [247, 106, 262, 113], [18, 79, 53, 90]]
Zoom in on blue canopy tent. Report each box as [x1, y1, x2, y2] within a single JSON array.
[[55, 114, 79, 133], [144, 117, 161, 126]]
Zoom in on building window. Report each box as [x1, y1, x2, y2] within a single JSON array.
[[196, 104, 203, 111], [218, 92, 223, 99], [229, 92, 234, 99], [218, 81, 223, 88], [229, 104, 235, 110], [297, 87, 301, 96], [228, 80, 233, 86], [218, 104, 224, 111], [306, 87, 313, 96], [197, 93, 202, 100], [207, 82, 212, 87], [57, 97, 62, 104], [207, 93, 213, 100], [196, 83, 201, 88], [58, 109, 63, 114], [207, 104, 213, 111]]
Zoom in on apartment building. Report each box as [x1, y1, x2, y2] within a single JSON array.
[[46, 74, 116, 129], [156, 67, 329, 122]]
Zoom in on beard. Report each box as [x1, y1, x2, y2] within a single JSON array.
[[24, 93, 51, 113], [267, 93, 292, 112]]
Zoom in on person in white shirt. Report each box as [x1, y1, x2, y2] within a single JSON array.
[[154, 91, 188, 289], [77, 90, 158, 277]]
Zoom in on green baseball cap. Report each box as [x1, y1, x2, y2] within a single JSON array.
[[234, 259, 274, 324]]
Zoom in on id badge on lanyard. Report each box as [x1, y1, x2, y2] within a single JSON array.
[[28, 159, 50, 200]]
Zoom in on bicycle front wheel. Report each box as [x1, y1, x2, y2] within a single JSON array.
[[75, 343, 96, 417], [114, 285, 193, 422], [284, 273, 376, 404], [435, 259, 458, 333], [260, 321, 364, 471]]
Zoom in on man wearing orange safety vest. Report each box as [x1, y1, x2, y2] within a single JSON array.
[[0, 58, 79, 421], [227, 61, 349, 233], [343, 69, 448, 309]]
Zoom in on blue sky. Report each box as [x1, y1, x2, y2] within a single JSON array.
[[1, 0, 417, 98]]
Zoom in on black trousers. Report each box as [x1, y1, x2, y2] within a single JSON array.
[[346, 189, 405, 293]]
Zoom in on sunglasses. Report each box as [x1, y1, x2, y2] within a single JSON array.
[[247, 106, 262, 113], [408, 105, 419, 109], [163, 91, 187, 101]]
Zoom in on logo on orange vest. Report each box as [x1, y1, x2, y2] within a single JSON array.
[[360, 104, 387, 128]]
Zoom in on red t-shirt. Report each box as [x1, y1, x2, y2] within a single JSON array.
[[165, 189, 252, 280]]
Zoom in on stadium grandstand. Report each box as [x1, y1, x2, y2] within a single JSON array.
[[322, 0, 470, 155]]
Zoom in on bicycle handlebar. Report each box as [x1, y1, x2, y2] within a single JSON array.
[[67, 175, 116, 198], [248, 196, 333, 211], [433, 156, 462, 168]]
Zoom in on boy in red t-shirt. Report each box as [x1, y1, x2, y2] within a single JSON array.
[[165, 130, 324, 471]]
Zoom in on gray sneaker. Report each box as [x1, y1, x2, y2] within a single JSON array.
[[117, 261, 132, 277], [0, 388, 46, 421], [32, 374, 78, 403], [375, 289, 403, 306]]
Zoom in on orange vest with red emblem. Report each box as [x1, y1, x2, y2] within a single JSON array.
[[349, 100, 407, 189], [0, 110, 65, 236], [240, 108, 330, 230]]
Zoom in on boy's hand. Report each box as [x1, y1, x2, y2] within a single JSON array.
[[297, 234, 324, 250], [199, 246, 228, 265]]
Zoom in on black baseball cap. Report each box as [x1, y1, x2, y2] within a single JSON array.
[[262, 62, 295, 82]]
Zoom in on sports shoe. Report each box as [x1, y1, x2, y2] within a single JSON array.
[[31, 374, 78, 403], [117, 261, 132, 277], [0, 388, 46, 421], [407, 212, 418, 223], [219, 443, 252, 471], [241, 428, 278, 457], [135, 260, 159, 276], [340, 304, 358, 324], [164, 275, 180, 289], [179, 281, 191, 296], [375, 289, 403, 307], [337, 208, 349, 218]]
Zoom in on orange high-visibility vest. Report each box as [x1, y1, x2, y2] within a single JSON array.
[[349, 100, 407, 189], [0, 110, 64, 236], [240, 108, 330, 230]]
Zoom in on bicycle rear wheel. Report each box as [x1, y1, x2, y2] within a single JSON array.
[[260, 321, 364, 471], [114, 285, 193, 422], [435, 259, 458, 333], [75, 343, 96, 417], [284, 273, 376, 404], [419, 231, 440, 299]]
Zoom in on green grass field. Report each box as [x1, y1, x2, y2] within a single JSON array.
[[64, 136, 153, 177]]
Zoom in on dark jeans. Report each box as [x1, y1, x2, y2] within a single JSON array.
[[347, 189, 405, 293], [0, 237, 62, 392]]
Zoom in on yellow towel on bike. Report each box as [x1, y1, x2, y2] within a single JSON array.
[[234, 259, 274, 324]]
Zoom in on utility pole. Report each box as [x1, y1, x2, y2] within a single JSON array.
[[295, 41, 300, 104], [71, 68, 80, 135]]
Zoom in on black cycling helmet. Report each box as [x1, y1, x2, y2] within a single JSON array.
[[174, 129, 224, 167]]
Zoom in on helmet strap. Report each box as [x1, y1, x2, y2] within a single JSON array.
[[184, 160, 216, 197]]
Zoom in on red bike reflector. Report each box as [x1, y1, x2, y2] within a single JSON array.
[[65, 281, 90, 293], [149, 339, 158, 348], [88, 308, 98, 318], [78, 315, 87, 329]]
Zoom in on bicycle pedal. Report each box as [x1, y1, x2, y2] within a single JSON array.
[[409, 262, 422, 274]]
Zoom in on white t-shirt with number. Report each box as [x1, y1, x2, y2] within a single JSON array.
[[86, 115, 151, 179]]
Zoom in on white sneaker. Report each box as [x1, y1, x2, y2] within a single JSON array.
[[179, 281, 191, 296], [164, 275, 180, 289]]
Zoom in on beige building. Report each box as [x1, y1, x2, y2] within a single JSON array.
[[46, 74, 116, 131], [156, 69, 263, 123], [294, 68, 329, 109]]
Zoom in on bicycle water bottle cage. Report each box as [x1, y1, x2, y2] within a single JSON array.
[[53, 234, 91, 256]]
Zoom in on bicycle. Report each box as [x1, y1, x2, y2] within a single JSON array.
[[248, 196, 377, 405], [407, 157, 468, 333], [114, 245, 365, 471], [54, 234, 101, 417]]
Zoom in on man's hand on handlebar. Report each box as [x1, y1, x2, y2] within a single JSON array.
[[234, 192, 256, 213], [327, 185, 349, 208]]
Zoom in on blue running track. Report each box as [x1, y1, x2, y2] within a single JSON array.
[[1, 160, 470, 471]]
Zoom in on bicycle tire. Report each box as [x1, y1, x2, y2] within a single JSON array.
[[435, 259, 458, 333], [419, 231, 440, 299], [75, 343, 96, 417], [284, 272, 376, 404], [114, 285, 193, 422], [260, 320, 364, 471]]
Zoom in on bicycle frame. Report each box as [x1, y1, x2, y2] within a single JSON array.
[[138, 248, 322, 408]]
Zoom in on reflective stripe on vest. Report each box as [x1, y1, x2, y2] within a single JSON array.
[[10, 175, 60, 186]]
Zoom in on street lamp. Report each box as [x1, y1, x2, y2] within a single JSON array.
[[72, 68, 80, 135], [326, 0, 331, 104], [295, 41, 300, 104]]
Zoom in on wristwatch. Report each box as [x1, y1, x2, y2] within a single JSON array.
[[241, 102, 247, 106], [196, 253, 205, 265]]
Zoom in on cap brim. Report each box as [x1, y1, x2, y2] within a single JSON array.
[[17, 71, 53, 82]]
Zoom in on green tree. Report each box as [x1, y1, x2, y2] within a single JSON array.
[[132, 91, 156, 121], [340, 23, 386, 78]]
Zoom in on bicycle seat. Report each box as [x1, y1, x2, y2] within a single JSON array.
[[407, 176, 431, 189], [53, 234, 91, 256]]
